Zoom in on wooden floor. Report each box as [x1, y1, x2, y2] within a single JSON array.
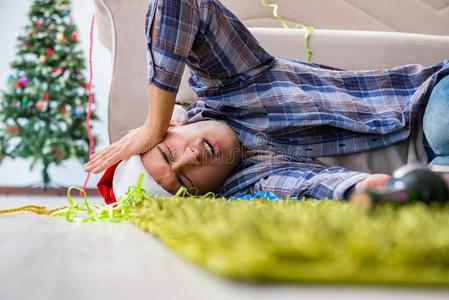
[[0, 185, 99, 197], [1, 195, 449, 300]]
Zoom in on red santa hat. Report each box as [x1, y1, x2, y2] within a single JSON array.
[[97, 154, 172, 204]]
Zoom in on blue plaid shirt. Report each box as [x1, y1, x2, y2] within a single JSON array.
[[145, 0, 449, 199]]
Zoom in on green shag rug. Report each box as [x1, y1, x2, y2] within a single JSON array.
[[128, 196, 449, 286]]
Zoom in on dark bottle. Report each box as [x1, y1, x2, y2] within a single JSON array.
[[350, 164, 449, 210]]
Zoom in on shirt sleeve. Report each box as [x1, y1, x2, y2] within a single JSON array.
[[145, 0, 200, 93], [251, 165, 370, 200]]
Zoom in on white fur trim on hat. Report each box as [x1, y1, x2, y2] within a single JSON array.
[[172, 104, 188, 124], [112, 154, 173, 199]]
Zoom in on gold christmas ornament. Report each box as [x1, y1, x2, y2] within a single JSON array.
[[56, 32, 65, 42], [39, 55, 47, 64]]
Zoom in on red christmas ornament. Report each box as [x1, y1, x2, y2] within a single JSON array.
[[42, 92, 49, 101], [52, 67, 64, 74], [71, 31, 78, 41], [60, 107, 67, 114], [46, 48, 54, 56], [33, 20, 42, 27], [6, 126, 18, 134], [82, 82, 89, 89], [36, 100, 45, 111], [53, 145, 62, 161]]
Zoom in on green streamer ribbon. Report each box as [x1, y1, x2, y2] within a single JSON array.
[[53, 174, 217, 223], [53, 173, 148, 223], [259, 0, 314, 62], [174, 186, 216, 198]]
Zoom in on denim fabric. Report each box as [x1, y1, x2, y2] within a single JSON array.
[[423, 75, 449, 165]]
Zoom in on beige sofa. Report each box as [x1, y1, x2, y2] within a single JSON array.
[[94, 0, 449, 144]]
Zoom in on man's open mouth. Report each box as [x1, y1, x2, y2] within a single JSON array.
[[202, 138, 215, 156]]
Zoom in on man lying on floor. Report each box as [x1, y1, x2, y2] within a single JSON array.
[[84, 0, 449, 203]]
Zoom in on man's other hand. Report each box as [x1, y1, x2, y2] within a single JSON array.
[[83, 125, 162, 174], [355, 174, 391, 192]]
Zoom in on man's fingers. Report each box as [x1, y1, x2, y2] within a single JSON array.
[[91, 151, 128, 174], [84, 151, 109, 170], [84, 139, 132, 173], [87, 152, 120, 174], [83, 129, 148, 173], [84, 143, 123, 171], [84, 139, 126, 166], [89, 151, 101, 159], [87, 144, 116, 161], [85, 156, 108, 173]]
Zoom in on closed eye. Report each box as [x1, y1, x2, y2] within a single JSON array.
[[157, 145, 190, 188], [157, 146, 170, 164]]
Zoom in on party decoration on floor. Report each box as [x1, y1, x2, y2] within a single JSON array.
[[0, 204, 67, 216], [232, 191, 280, 200], [51, 173, 148, 222], [260, 0, 314, 62], [79, 12, 96, 196], [0, 0, 99, 186]]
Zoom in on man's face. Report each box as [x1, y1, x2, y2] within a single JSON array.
[[141, 120, 242, 195]]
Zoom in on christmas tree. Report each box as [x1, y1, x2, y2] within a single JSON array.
[[0, 0, 99, 187]]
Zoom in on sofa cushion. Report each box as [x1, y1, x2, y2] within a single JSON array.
[[93, 0, 449, 142]]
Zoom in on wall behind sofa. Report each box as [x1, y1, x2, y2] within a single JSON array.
[[0, 0, 112, 188]]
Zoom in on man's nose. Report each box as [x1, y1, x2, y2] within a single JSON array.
[[171, 147, 200, 172]]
